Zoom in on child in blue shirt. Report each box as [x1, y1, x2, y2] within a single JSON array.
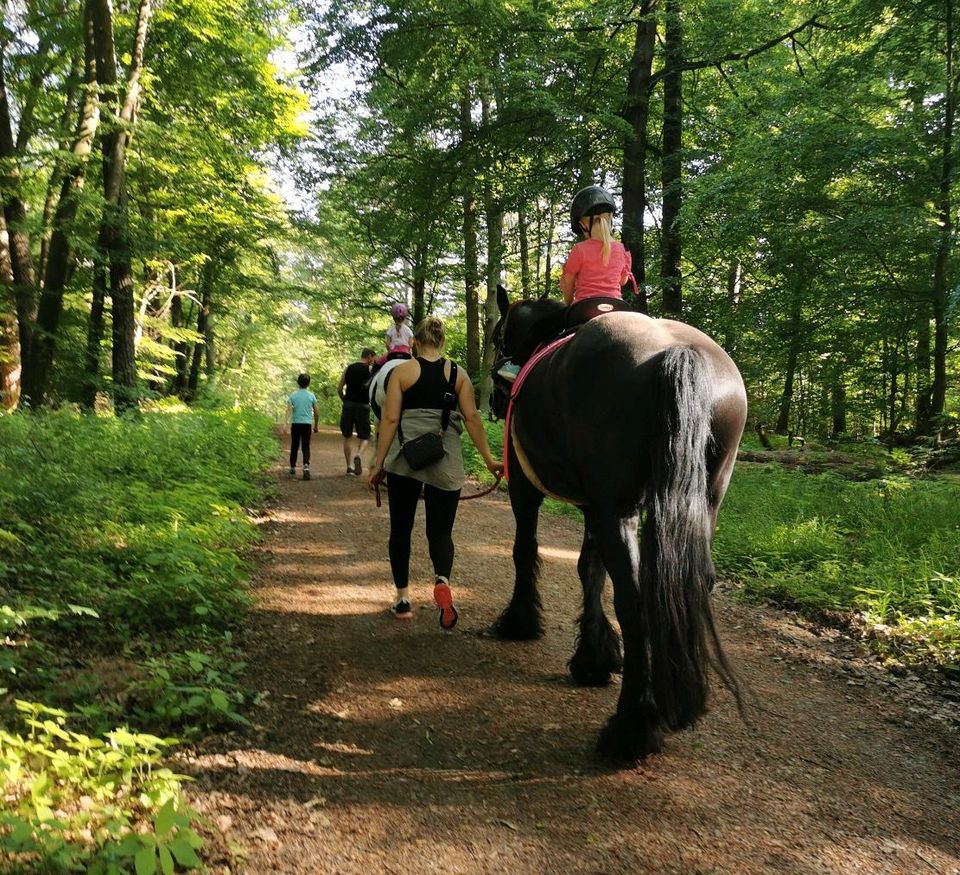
[[284, 373, 319, 480]]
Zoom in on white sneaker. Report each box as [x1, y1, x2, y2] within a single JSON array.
[[497, 361, 520, 382]]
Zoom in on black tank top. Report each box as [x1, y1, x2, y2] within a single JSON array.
[[402, 357, 454, 410]]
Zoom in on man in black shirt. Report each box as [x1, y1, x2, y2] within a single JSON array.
[[337, 348, 376, 475]]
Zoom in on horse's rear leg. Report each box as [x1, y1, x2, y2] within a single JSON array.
[[569, 515, 622, 686], [492, 464, 544, 640], [592, 512, 664, 763]]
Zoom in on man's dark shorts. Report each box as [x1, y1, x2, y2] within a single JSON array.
[[340, 401, 371, 440]]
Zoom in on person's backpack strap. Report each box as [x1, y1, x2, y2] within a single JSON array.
[[440, 361, 458, 432]]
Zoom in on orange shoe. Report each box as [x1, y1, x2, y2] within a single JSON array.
[[433, 578, 458, 630]]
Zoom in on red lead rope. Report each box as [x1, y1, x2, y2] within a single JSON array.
[[373, 472, 503, 508]]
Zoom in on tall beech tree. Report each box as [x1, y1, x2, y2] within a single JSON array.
[[23, 0, 100, 405], [88, 0, 152, 410]]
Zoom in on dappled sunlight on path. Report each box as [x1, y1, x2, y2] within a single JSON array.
[[181, 427, 960, 875]]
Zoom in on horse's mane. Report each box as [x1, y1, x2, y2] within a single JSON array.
[[513, 297, 566, 319], [506, 297, 567, 363]]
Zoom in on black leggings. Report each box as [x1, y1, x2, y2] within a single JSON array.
[[387, 472, 461, 589], [290, 423, 312, 467]]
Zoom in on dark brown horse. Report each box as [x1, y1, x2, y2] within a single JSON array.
[[491, 286, 747, 762]]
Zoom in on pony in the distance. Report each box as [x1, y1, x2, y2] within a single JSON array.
[[491, 286, 747, 762]]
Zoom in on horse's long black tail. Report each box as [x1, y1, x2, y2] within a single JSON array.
[[641, 345, 741, 732]]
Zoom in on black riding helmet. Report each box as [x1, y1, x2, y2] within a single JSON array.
[[570, 185, 617, 236]]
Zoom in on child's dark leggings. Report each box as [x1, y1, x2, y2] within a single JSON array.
[[386, 472, 461, 589], [290, 424, 312, 467]]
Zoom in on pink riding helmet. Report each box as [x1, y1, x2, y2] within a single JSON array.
[[391, 302, 409, 320]]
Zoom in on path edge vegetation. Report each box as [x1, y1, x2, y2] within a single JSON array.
[[0, 406, 276, 872]]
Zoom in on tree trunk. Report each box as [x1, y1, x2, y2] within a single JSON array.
[[831, 381, 846, 437], [885, 337, 901, 447], [412, 241, 427, 324], [169, 288, 185, 395], [172, 294, 193, 396], [724, 256, 741, 353], [479, 191, 503, 413], [0, 53, 38, 372], [91, 0, 152, 412], [621, 0, 658, 314], [660, 0, 683, 317], [775, 294, 803, 434], [517, 207, 531, 299], [0, 212, 20, 409], [203, 301, 217, 386], [930, 0, 956, 428], [544, 201, 555, 296], [534, 205, 542, 292], [110, 190, 138, 410], [38, 51, 83, 284], [24, 0, 101, 406], [82, 258, 108, 409], [461, 93, 481, 374], [186, 262, 213, 402], [914, 311, 932, 434]]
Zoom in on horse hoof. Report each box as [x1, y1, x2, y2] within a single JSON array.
[[491, 606, 543, 641], [569, 645, 622, 686], [570, 668, 612, 687], [595, 713, 664, 763], [568, 656, 613, 687]]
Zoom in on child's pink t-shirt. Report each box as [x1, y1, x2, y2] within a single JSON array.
[[386, 323, 413, 351], [562, 239, 632, 302]]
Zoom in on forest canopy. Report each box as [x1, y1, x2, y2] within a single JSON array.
[[0, 0, 957, 437]]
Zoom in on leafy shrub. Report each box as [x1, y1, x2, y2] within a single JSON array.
[[0, 701, 202, 873], [0, 409, 272, 647], [125, 643, 252, 735]]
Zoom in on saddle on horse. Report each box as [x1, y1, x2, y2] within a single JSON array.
[[491, 296, 631, 420]]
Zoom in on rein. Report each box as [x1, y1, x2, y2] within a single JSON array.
[[373, 472, 503, 508]]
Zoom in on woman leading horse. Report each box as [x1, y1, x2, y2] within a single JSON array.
[[491, 285, 747, 763]]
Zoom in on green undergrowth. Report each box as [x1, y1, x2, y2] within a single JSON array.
[[715, 465, 960, 673], [0, 407, 275, 871], [465, 419, 960, 673]]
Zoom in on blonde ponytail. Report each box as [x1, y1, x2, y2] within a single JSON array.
[[590, 213, 614, 265]]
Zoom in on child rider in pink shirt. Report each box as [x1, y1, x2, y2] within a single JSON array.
[[559, 184, 632, 305], [498, 185, 631, 381]]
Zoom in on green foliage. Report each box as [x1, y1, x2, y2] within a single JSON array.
[[0, 702, 202, 873], [459, 418, 505, 482], [0, 408, 274, 869], [716, 464, 960, 670], [0, 409, 272, 641], [124, 643, 253, 736]]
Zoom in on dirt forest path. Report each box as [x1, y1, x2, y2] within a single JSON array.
[[183, 427, 960, 874]]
